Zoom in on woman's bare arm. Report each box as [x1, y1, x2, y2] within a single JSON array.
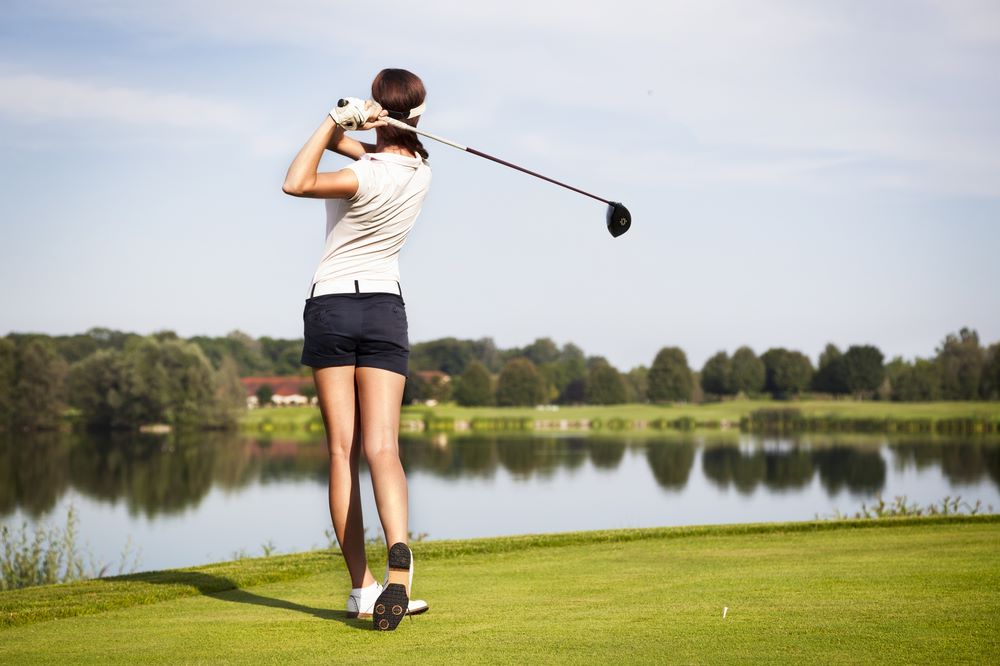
[[326, 126, 376, 160], [282, 104, 386, 199]]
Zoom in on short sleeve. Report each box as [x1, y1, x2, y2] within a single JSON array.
[[345, 159, 374, 203]]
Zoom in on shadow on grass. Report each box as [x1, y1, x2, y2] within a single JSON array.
[[130, 570, 371, 630]]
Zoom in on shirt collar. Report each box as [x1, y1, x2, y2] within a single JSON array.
[[366, 151, 424, 167]]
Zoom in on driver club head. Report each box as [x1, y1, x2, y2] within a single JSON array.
[[606, 202, 631, 238]]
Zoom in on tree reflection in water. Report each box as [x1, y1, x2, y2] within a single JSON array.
[[588, 438, 626, 470], [701, 438, 887, 495], [0, 431, 329, 519], [0, 431, 72, 517], [645, 440, 697, 490], [1, 431, 998, 520], [890, 440, 1000, 486]]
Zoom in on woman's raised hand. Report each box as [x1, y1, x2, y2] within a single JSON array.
[[360, 100, 388, 130], [330, 98, 387, 131]]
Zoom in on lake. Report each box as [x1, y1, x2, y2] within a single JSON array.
[[1, 431, 998, 573]]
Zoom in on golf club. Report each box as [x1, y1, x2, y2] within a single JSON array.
[[341, 100, 632, 238]]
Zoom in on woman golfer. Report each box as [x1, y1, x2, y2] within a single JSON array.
[[282, 68, 430, 631]]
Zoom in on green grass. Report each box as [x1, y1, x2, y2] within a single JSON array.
[[1, 516, 998, 663], [241, 400, 1000, 432]]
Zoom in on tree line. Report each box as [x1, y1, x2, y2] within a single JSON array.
[[0, 330, 247, 431], [2, 326, 998, 429], [406, 327, 1000, 406]]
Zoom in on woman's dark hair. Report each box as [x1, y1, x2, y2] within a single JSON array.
[[372, 68, 428, 159]]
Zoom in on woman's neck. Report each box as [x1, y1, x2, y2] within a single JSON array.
[[376, 142, 415, 158]]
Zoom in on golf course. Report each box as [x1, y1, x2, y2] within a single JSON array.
[[2, 516, 997, 663], [240, 400, 1000, 435]]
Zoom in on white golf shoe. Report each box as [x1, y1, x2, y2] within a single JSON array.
[[345, 579, 428, 622], [346, 581, 382, 619], [381, 545, 428, 615], [374, 543, 429, 630]]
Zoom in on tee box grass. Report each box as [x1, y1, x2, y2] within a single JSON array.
[[1, 516, 998, 664]]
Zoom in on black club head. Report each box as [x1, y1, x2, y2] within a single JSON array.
[[606, 202, 631, 238]]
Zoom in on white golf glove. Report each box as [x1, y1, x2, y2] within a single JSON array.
[[330, 97, 377, 130]]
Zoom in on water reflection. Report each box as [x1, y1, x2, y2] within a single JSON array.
[[0, 432, 328, 519], [1, 431, 999, 520], [646, 442, 696, 490], [890, 441, 1000, 486], [588, 439, 625, 470]]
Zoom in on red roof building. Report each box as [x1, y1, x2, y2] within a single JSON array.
[[414, 370, 451, 384], [240, 376, 314, 397]]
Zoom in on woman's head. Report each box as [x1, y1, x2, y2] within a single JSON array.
[[372, 68, 428, 159]]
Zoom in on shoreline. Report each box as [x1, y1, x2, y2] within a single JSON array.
[[239, 400, 1000, 435]]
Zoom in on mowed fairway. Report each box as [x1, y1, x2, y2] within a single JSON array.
[[2, 518, 998, 664]]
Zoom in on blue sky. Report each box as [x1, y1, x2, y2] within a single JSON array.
[[1, 0, 998, 371]]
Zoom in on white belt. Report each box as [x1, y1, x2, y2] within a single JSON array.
[[310, 278, 402, 298]]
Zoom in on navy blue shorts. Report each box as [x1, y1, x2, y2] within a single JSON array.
[[300, 293, 409, 376]]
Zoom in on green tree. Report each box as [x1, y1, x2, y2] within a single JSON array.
[[935, 328, 984, 399], [255, 384, 274, 407], [891, 358, 942, 401], [421, 373, 453, 403], [537, 363, 564, 404], [883, 356, 908, 400], [0, 338, 15, 430], [812, 343, 848, 395], [700, 351, 732, 396], [114, 337, 219, 426], [70, 339, 243, 429], [84, 327, 137, 352], [409, 337, 479, 375], [403, 373, 428, 404], [585, 359, 627, 405], [67, 349, 126, 429], [53, 334, 99, 364], [13, 339, 68, 430], [729, 346, 765, 395], [212, 355, 248, 426], [625, 366, 649, 403], [454, 361, 494, 406], [259, 337, 304, 376], [519, 338, 560, 367], [841, 345, 884, 397], [554, 344, 588, 404], [761, 348, 813, 399], [496, 358, 545, 406], [983, 343, 1000, 400], [647, 347, 693, 402]]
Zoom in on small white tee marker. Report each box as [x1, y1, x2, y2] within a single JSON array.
[[723, 607, 729, 619]]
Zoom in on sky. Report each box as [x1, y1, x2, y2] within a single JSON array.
[[1, 0, 998, 371]]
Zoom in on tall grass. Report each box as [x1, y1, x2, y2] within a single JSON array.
[[0, 505, 141, 590], [818, 494, 992, 521]]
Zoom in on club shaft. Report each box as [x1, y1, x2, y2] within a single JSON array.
[[381, 117, 468, 151], [380, 116, 610, 205]]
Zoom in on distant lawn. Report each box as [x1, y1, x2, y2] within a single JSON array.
[[240, 400, 1000, 432], [1, 517, 997, 663]]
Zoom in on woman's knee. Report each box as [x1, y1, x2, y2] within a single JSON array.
[[327, 432, 359, 461], [363, 438, 400, 465]]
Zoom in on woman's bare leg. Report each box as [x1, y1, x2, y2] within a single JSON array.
[[313, 366, 375, 589], [355, 367, 408, 548]]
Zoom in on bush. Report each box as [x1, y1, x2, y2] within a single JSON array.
[[0, 505, 139, 590]]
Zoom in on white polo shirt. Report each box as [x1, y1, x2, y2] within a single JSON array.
[[310, 151, 432, 287]]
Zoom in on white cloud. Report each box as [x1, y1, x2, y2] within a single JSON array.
[[7, 1, 1000, 194], [0, 72, 255, 131]]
